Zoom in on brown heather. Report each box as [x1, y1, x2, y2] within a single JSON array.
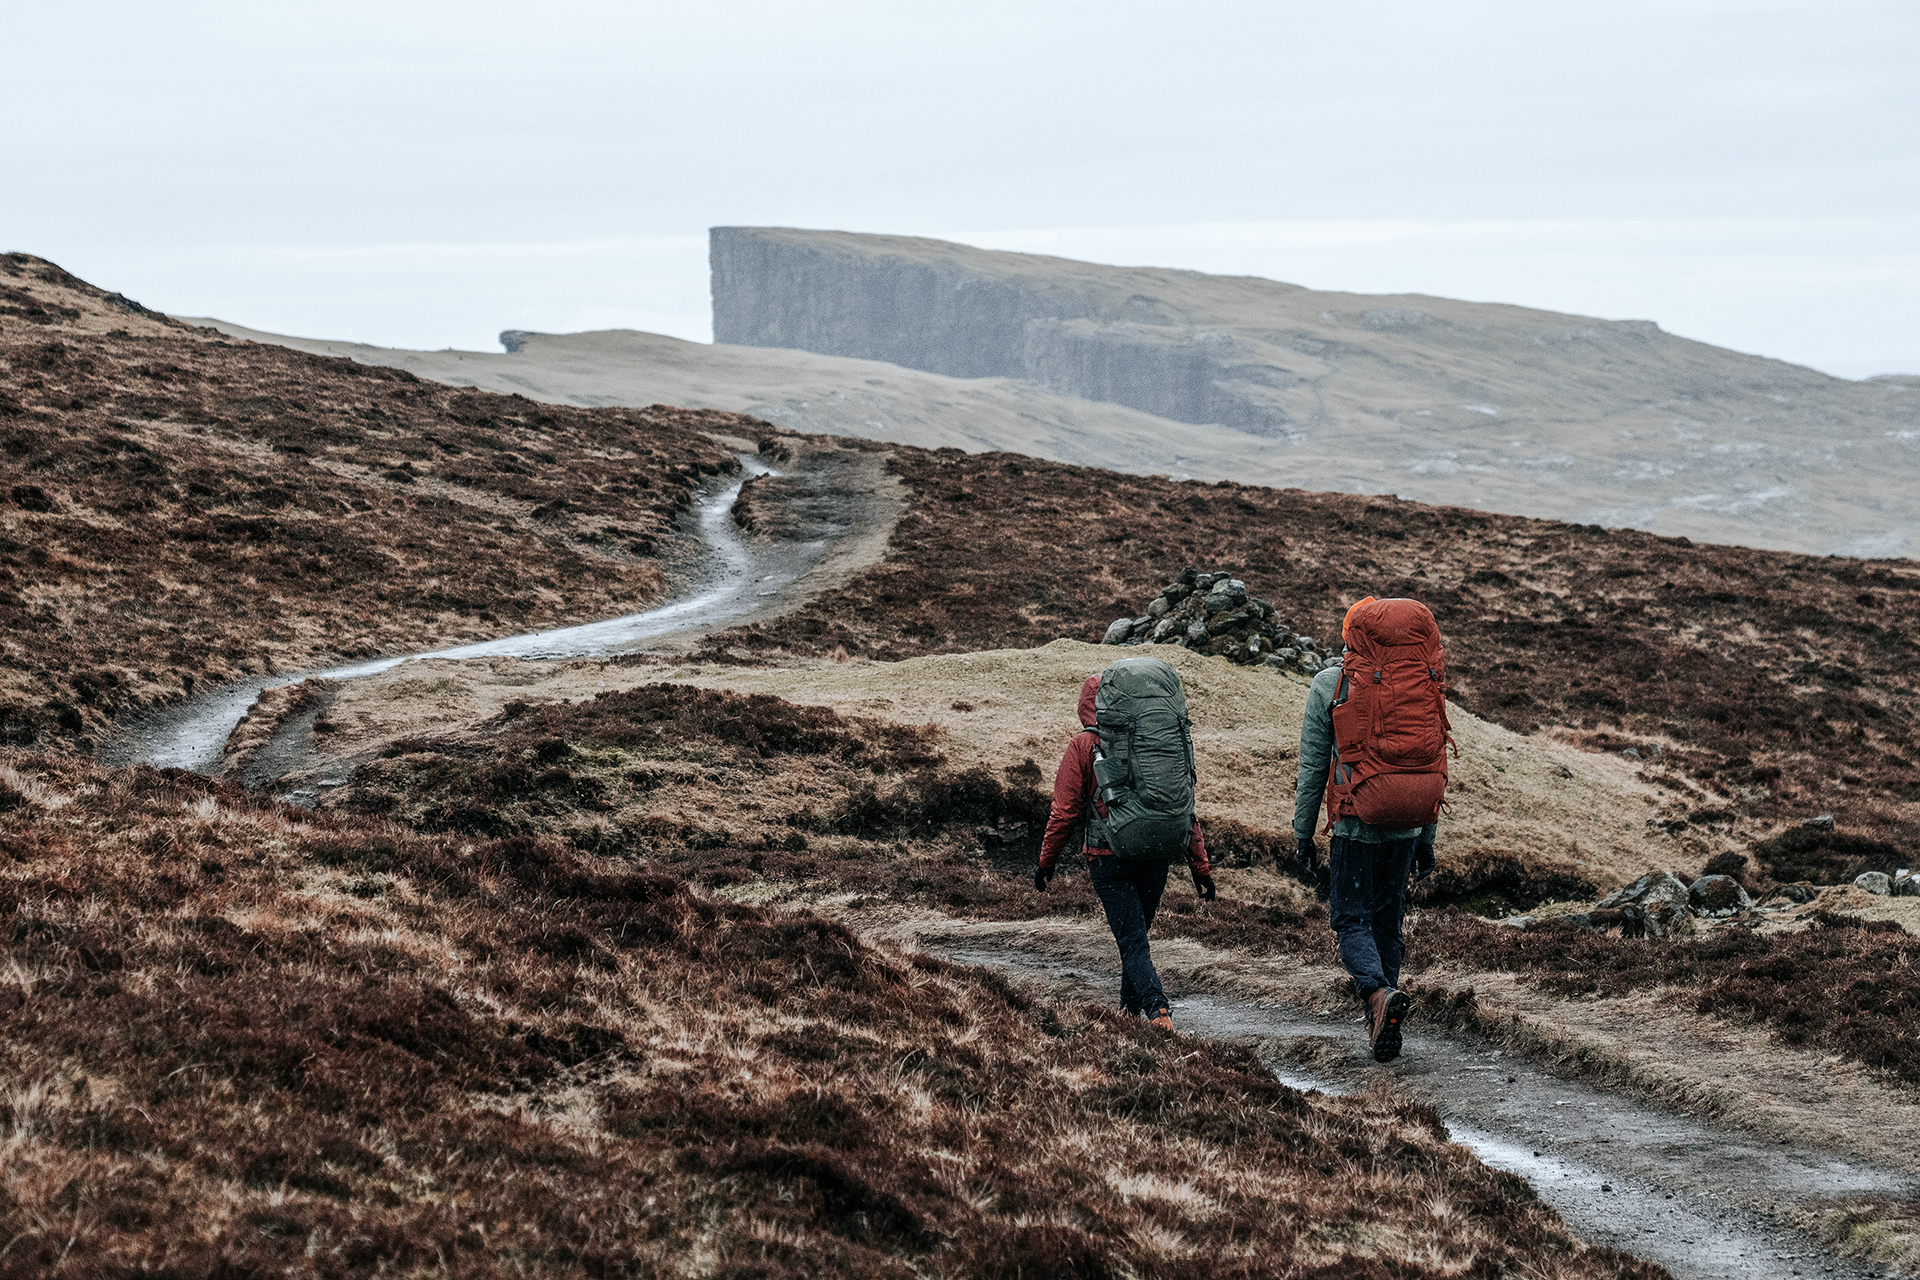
[[0, 751, 1667, 1279], [0, 254, 750, 751], [326, 683, 1920, 1092], [698, 443, 1920, 857]]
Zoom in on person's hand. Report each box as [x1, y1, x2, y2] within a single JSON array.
[[1292, 839, 1318, 882], [1034, 865, 1055, 893], [1192, 872, 1217, 902], [1411, 844, 1435, 884]]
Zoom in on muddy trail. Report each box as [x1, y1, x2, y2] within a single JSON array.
[[937, 940, 1909, 1280], [102, 441, 898, 779]]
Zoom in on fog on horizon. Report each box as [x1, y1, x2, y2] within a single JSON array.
[[9, 0, 1917, 379]]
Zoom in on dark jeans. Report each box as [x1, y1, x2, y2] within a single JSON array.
[[1328, 835, 1418, 1002], [1089, 855, 1170, 1016]]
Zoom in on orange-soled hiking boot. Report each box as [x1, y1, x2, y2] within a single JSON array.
[[1366, 988, 1411, 1063], [1149, 1007, 1175, 1031]]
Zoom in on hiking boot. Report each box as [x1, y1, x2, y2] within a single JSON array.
[[1366, 988, 1411, 1063], [1149, 1007, 1175, 1031]]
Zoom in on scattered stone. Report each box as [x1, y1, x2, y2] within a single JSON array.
[[1777, 882, 1817, 904], [1596, 870, 1690, 912], [1620, 747, 1641, 760], [1688, 874, 1752, 918], [1089, 565, 1329, 671], [1894, 869, 1916, 897], [1498, 916, 1535, 929], [1854, 871, 1892, 896], [1802, 814, 1836, 831]]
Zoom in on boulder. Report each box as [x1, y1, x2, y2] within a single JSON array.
[[1802, 814, 1836, 831], [1596, 870, 1690, 911], [1146, 596, 1171, 619], [1854, 871, 1892, 896], [1778, 882, 1817, 904], [1101, 617, 1135, 645], [1642, 900, 1696, 938], [1688, 874, 1752, 918], [1894, 869, 1916, 897]]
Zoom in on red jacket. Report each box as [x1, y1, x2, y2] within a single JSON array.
[[1038, 675, 1210, 875]]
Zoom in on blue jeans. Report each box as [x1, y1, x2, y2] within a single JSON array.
[[1328, 835, 1418, 1002], [1089, 855, 1171, 1016]]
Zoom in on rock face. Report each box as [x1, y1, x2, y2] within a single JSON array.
[[708, 227, 1920, 558], [1093, 567, 1335, 675]]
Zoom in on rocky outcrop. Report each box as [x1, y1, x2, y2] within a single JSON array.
[[706, 227, 1920, 558], [709, 228, 1307, 436]]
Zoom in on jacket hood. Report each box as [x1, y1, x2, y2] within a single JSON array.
[[1077, 674, 1100, 727]]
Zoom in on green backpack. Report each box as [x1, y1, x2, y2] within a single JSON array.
[[1085, 657, 1196, 861]]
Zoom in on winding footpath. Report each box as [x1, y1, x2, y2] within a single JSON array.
[[104, 457, 781, 774]]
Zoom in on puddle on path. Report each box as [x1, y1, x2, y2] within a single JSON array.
[[105, 455, 803, 774], [937, 942, 1904, 1280]]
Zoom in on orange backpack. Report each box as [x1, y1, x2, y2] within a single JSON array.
[[1324, 597, 1454, 831]]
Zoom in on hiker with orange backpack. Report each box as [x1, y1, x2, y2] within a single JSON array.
[[1035, 658, 1215, 1031], [1293, 597, 1451, 1063]]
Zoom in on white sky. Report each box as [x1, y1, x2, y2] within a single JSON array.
[[9, 0, 1917, 377]]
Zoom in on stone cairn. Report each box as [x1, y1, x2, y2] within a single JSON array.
[[1096, 567, 1340, 677]]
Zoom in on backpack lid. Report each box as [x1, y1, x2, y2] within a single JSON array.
[[1342, 597, 1441, 654], [1096, 656, 1187, 711]]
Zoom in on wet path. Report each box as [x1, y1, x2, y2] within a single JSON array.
[[105, 456, 794, 774], [937, 942, 1907, 1280]]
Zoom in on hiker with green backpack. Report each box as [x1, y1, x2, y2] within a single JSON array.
[[1034, 657, 1215, 1031], [1294, 596, 1451, 1064]]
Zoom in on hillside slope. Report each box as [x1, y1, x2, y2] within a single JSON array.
[[695, 438, 1920, 860], [0, 254, 750, 751], [712, 227, 1920, 558], [0, 749, 1671, 1279], [191, 318, 1253, 480]]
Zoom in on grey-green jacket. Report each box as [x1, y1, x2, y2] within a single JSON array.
[[1293, 666, 1438, 848]]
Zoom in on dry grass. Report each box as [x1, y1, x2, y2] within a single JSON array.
[[297, 638, 1687, 898], [0, 253, 753, 752], [302, 676, 1920, 1133], [0, 748, 1668, 1278]]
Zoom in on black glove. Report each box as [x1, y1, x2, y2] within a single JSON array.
[[1412, 844, 1435, 883], [1034, 865, 1055, 893], [1192, 872, 1217, 902], [1292, 839, 1318, 882]]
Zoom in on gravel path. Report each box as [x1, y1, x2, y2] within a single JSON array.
[[938, 941, 1909, 1280]]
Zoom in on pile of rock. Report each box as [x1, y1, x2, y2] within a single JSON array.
[[1097, 568, 1338, 676]]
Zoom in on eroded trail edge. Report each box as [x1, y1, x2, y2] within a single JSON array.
[[936, 940, 1905, 1280]]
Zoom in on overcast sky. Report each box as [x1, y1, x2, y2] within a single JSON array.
[[10, 0, 1917, 376]]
